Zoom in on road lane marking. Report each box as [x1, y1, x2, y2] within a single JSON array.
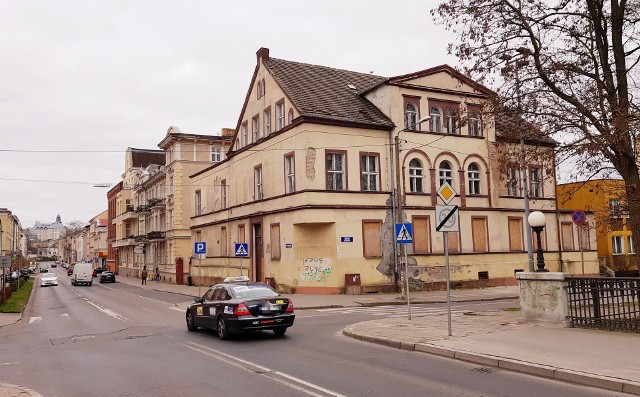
[[61, 313, 70, 319], [85, 300, 129, 322], [29, 317, 41, 324], [168, 307, 184, 312], [141, 308, 159, 313], [183, 342, 347, 397]]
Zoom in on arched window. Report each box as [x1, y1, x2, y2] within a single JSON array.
[[429, 107, 442, 133], [469, 112, 481, 136], [439, 160, 453, 186], [446, 109, 458, 134], [405, 103, 418, 130], [468, 163, 481, 195], [409, 158, 424, 192]]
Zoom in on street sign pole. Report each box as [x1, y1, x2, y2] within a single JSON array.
[[198, 256, 201, 297], [444, 231, 452, 336], [404, 245, 411, 320], [579, 225, 585, 275]]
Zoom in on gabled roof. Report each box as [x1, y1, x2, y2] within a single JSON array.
[[263, 57, 393, 128]]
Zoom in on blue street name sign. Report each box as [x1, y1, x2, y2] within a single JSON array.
[[235, 243, 249, 257], [341, 237, 353, 242]]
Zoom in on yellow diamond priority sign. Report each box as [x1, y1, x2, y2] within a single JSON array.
[[437, 182, 456, 205]]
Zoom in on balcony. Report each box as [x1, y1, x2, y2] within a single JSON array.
[[148, 197, 165, 210], [147, 231, 165, 241], [135, 234, 148, 243], [112, 236, 136, 247], [136, 205, 151, 216], [122, 205, 137, 221]]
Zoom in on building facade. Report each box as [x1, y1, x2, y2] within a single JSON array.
[[557, 179, 634, 272], [186, 48, 597, 294], [0, 208, 22, 257]]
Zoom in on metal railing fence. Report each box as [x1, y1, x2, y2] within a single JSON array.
[[566, 277, 639, 333]]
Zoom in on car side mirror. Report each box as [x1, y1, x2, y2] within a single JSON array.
[[194, 297, 204, 303]]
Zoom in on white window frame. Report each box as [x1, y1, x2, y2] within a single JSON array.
[[507, 167, 520, 196], [612, 235, 624, 255], [409, 158, 424, 193], [241, 123, 248, 146], [446, 109, 458, 134], [627, 236, 634, 254], [468, 163, 481, 195], [254, 166, 263, 200], [221, 181, 227, 210], [276, 102, 285, 130], [327, 152, 345, 191], [264, 109, 271, 136], [529, 167, 542, 198], [195, 190, 201, 216], [429, 107, 442, 133], [285, 154, 295, 194], [252, 115, 260, 143], [439, 161, 453, 187], [361, 154, 379, 191], [405, 103, 418, 130], [211, 146, 222, 162], [469, 112, 481, 136]]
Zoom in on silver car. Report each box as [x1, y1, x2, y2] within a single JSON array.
[[40, 273, 58, 287]]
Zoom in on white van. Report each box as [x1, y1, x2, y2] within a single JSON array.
[[71, 263, 93, 286]]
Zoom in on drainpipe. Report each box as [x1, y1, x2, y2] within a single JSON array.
[[389, 128, 400, 289]]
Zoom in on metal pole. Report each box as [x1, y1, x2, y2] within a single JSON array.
[[404, 245, 411, 320], [389, 129, 399, 288], [579, 225, 585, 275], [395, 135, 405, 297], [521, 138, 534, 272], [444, 231, 452, 336], [198, 256, 201, 297], [240, 257, 243, 277]]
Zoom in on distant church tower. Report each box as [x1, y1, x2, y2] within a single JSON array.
[[55, 214, 62, 224]]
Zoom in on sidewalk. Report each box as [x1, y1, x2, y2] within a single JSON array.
[[2, 275, 639, 396]]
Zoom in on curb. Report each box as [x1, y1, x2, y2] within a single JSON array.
[[342, 328, 640, 395], [0, 383, 43, 397]]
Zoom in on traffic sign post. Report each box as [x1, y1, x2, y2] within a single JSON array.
[[396, 223, 413, 320], [194, 242, 207, 296], [436, 182, 458, 336], [572, 210, 587, 275], [235, 243, 249, 276]]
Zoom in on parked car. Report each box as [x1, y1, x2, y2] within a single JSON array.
[[40, 273, 58, 287], [39, 267, 48, 273], [99, 271, 116, 283], [67, 267, 74, 276], [51, 263, 57, 268], [92, 267, 107, 278], [185, 276, 295, 340]]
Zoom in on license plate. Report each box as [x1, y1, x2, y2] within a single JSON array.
[[275, 299, 284, 304]]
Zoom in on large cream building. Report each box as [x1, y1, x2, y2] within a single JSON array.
[[185, 48, 597, 294]]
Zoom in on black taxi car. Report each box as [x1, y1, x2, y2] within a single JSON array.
[[186, 276, 294, 339]]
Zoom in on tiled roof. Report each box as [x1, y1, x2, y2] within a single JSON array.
[[494, 108, 556, 146], [264, 58, 393, 128]]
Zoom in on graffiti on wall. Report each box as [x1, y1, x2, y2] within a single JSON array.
[[301, 257, 332, 282]]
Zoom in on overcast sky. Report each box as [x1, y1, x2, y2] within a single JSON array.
[[1, 0, 460, 228]]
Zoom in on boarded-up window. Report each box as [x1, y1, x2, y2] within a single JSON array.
[[561, 222, 574, 250], [270, 224, 281, 259], [578, 225, 590, 250], [363, 220, 382, 258], [508, 218, 523, 251], [472, 217, 488, 252], [221, 227, 227, 256], [238, 224, 245, 244], [413, 216, 431, 254], [532, 228, 546, 250], [447, 232, 460, 253]]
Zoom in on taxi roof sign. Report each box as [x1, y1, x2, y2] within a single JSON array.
[[437, 182, 456, 204]]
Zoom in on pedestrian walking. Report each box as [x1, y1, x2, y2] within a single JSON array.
[[155, 268, 160, 282], [141, 268, 148, 285]]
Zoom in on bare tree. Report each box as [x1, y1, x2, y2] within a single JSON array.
[[65, 220, 86, 237], [433, 0, 640, 271]]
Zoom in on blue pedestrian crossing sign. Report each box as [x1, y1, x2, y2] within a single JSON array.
[[194, 242, 206, 254], [395, 223, 413, 244], [235, 243, 249, 257]]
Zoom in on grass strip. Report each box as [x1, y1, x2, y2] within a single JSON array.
[[0, 280, 34, 313]]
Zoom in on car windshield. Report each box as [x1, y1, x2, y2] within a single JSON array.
[[229, 285, 278, 299], [44, 273, 56, 278]]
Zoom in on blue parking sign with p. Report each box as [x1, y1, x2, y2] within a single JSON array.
[[195, 242, 206, 254]]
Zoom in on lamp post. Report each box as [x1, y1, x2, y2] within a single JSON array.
[[528, 211, 548, 272]]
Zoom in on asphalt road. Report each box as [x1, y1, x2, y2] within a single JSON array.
[[0, 266, 627, 397]]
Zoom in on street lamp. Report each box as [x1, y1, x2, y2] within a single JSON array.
[[528, 211, 548, 272]]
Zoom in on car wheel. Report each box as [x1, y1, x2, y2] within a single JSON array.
[[217, 317, 229, 340], [89, 281, 92, 286], [186, 311, 198, 332], [273, 328, 287, 337]]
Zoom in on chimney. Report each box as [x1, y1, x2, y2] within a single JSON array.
[[256, 47, 270, 63]]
